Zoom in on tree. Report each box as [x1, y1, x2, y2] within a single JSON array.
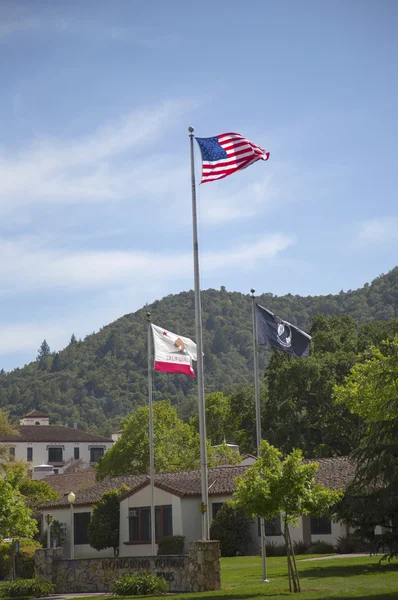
[[69, 334, 77, 345], [334, 335, 398, 558], [88, 490, 120, 555], [263, 315, 363, 457], [191, 392, 233, 445], [3, 462, 59, 510], [233, 441, 342, 593], [96, 400, 202, 479], [0, 410, 18, 468], [209, 504, 251, 556], [36, 339, 51, 371], [0, 475, 37, 540]]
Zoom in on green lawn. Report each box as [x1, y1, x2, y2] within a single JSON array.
[[72, 554, 398, 600]]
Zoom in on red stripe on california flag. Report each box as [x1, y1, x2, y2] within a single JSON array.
[[154, 361, 196, 378]]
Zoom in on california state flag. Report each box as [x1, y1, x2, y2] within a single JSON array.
[[151, 324, 197, 378]]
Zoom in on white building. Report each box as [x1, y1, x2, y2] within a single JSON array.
[[0, 410, 113, 475], [39, 457, 355, 558]]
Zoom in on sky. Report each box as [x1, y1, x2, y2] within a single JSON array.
[[0, 0, 397, 371]]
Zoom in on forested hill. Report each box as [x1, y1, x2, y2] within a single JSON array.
[[1, 267, 397, 436]]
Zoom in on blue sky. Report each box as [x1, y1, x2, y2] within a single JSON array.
[[0, 0, 397, 371]]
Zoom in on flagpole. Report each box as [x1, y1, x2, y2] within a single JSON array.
[[189, 126, 209, 540], [251, 289, 268, 582], [146, 312, 156, 556]]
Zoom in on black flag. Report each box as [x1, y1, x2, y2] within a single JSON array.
[[255, 303, 311, 357]]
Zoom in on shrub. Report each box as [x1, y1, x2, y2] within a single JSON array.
[[335, 535, 367, 554], [0, 540, 42, 580], [112, 573, 168, 596], [210, 504, 251, 557], [0, 579, 55, 598], [293, 539, 310, 555], [265, 540, 286, 557], [306, 540, 335, 554], [157, 535, 185, 555]]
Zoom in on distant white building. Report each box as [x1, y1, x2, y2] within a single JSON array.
[[0, 410, 113, 475]]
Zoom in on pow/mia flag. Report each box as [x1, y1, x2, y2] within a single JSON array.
[[255, 303, 311, 357]]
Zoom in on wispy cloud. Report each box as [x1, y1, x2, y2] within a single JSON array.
[[0, 101, 191, 211], [0, 17, 39, 39], [355, 217, 398, 246], [0, 233, 293, 295]]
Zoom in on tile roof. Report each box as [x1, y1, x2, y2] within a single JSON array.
[[44, 470, 97, 496], [39, 456, 355, 511], [0, 425, 113, 443], [23, 410, 49, 418]]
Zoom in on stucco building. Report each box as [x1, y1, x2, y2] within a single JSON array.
[[40, 457, 355, 558], [0, 410, 113, 475]]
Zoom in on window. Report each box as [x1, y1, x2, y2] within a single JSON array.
[[48, 447, 63, 464], [258, 515, 282, 536], [53, 469, 59, 475], [128, 505, 172, 543], [74, 447, 80, 460], [310, 515, 332, 535], [90, 447, 104, 463], [27, 447, 33, 462], [9, 447, 15, 461], [74, 512, 91, 545], [212, 502, 224, 520]]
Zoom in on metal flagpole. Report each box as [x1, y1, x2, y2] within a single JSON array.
[[146, 312, 156, 555], [251, 289, 269, 582], [189, 126, 209, 540]]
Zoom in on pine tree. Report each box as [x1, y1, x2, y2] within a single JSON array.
[[36, 340, 51, 371], [69, 334, 77, 345]]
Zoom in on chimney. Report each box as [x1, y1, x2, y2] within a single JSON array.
[[73, 422, 78, 430], [32, 464, 54, 480]]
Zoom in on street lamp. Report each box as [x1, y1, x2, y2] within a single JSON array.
[[68, 492, 76, 559], [45, 513, 53, 549]]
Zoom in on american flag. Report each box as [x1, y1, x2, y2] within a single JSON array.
[[195, 132, 270, 183]]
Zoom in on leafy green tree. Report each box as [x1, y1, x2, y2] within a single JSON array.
[[87, 490, 120, 555], [191, 392, 233, 445], [209, 504, 251, 557], [0, 410, 18, 468], [233, 441, 342, 593], [0, 475, 37, 540], [3, 462, 59, 509], [334, 335, 398, 558], [96, 400, 202, 479]]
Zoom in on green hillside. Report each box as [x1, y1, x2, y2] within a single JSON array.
[[0, 267, 397, 435]]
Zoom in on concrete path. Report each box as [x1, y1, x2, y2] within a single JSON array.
[[298, 553, 372, 562]]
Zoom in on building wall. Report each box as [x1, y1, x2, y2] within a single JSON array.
[[180, 497, 202, 552], [6, 440, 113, 474], [119, 486, 183, 557], [42, 506, 114, 559]]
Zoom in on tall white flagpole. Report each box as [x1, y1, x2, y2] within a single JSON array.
[[251, 289, 268, 582], [189, 126, 209, 540], [146, 312, 156, 555]]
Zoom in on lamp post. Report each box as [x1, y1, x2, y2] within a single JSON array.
[[68, 492, 76, 559], [45, 513, 53, 549]]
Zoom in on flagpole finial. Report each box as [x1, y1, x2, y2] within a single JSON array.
[[250, 288, 255, 296], [146, 312, 151, 322], [188, 126, 194, 134]]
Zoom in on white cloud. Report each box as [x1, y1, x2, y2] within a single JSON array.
[[0, 101, 191, 208], [356, 217, 398, 246], [0, 233, 294, 295], [0, 17, 38, 39]]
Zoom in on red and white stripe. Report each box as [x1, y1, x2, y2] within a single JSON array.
[[201, 132, 270, 183]]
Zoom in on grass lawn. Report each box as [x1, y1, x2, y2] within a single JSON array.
[[71, 554, 398, 600]]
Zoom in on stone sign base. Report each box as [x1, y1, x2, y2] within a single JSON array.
[[35, 541, 220, 593]]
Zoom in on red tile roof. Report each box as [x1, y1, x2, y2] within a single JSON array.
[[39, 457, 355, 510], [22, 410, 49, 418], [44, 470, 97, 496]]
